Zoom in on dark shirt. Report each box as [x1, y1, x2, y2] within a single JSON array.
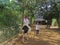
[[22, 25, 29, 31], [22, 25, 29, 33]]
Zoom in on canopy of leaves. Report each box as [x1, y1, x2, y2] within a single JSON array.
[[0, 0, 22, 27]]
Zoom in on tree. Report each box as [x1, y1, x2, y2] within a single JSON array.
[[0, 0, 22, 27]]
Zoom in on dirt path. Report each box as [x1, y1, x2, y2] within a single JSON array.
[[4, 25, 60, 45]]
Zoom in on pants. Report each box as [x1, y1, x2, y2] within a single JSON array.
[[36, 30, 39, 34]]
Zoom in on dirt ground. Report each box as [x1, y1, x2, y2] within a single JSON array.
[[3, 25, 60, 45]]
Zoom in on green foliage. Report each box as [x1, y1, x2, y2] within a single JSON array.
[[0, 0, 21, 43], [0, 0, 22, 27], [0, 0, 60, 43]]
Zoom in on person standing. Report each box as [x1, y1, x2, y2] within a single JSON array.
[[35, 22, 40, 36], [22, 16, 31, 43]]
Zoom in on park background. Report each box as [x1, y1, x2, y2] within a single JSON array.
[[0, 0, 60, 45]]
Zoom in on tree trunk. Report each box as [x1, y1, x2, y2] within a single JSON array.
[[22, 1, 25, 26]]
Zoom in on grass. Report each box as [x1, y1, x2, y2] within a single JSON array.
[[0, 27, 20, 43]]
